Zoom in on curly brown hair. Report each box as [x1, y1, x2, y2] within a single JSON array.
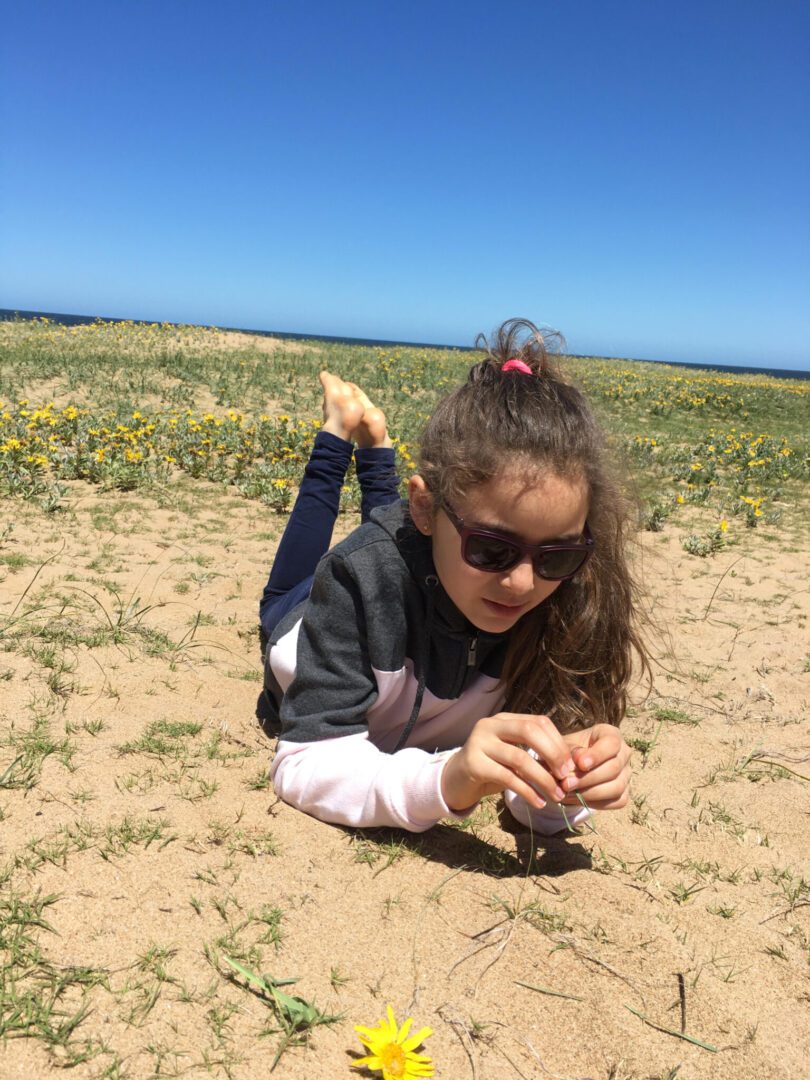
[[416, 318, 650, 732]]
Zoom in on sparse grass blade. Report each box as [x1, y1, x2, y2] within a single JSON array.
[[625, 1005, 718, 1052], [221, 955, 342, 1071], [514, 980, 584, 1001]]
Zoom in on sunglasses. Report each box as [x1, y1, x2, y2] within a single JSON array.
[[442, 503, 594, 581]]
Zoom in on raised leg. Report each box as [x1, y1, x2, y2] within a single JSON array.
[[351, 397, 400, 523], [259, 373, 364, 637], [259, 375, 403, 637]]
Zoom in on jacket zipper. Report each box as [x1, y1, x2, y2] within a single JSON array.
[[467, 634, 478, 667]]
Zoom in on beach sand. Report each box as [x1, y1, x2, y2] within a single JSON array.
[[1, 478, 807, 1079]]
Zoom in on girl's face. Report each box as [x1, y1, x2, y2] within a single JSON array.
[[409, 468, 589, 634]]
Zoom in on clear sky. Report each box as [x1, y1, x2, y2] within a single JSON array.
[[2, 1, 808, 369]]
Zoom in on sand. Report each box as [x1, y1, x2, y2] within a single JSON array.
[[0, 477, 807, 1079]]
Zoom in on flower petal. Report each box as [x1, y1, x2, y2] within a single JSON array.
[[352, 1054, 381, 1070], [401, 1027, 433, 1053], [405, 1060, 434, 1077], [354, 1024, 383, 1040], [397, 1016, 414, 1043], [385, 1004, 399, 1037]]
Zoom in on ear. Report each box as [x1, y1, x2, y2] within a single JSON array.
[[407, 474, 435, 535]]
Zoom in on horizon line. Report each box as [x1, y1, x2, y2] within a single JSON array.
[[2, 306, 807, 382]]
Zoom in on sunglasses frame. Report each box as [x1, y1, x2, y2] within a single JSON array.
[[442, 503, 595, 581]]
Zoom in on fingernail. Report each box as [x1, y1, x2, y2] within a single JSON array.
[[565, 776, 578, 791], [581, 756, 593, 770], [554, 786, 566, 801], [559, 762, 571, 778]]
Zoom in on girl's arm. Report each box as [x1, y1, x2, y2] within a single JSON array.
[[272, 734, 462, 831], [269, 552, 469, 831]]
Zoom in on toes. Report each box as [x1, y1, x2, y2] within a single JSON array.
[[320, 370, 352, 399], [320, 371, 367, 439], [319, 373, 388, 444]]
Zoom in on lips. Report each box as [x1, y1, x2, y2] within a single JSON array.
[[483, 599, 528, 617]]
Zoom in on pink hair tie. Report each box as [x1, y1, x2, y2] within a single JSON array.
[[501, 357, 533, 374]]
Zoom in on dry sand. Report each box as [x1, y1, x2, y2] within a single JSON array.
[[0, 477, 807, 1079]]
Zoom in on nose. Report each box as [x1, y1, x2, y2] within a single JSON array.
[[500, 555, 535, 595]]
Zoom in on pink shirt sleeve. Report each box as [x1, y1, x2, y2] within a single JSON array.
[[271, 732, 467, 832]]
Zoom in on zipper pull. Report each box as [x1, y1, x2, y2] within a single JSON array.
[[467, 634, 478, 667]]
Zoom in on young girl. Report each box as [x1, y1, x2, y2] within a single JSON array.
[[259, 319, 646, 835]]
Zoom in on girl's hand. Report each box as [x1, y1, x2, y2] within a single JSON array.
[[559, 724, 632, 810], [441, 713, 576, 813]]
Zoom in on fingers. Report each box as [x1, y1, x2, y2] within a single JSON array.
[[562, 789, 630, 811], [562, 762, 632, 807], [490, 741, 567, 804], [570, 724, 628, 772], [443, 713, 573, 812], [563, 757, 631, 810], [565, 752, 629, 792], [446, 715, 627, 815], [493, 713, 575, 781], [490, 767, 551, 811], [442, 740, 554, 812], [560, 725, 632, 810]]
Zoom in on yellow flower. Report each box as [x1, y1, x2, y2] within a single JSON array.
[[676, 495, 685, 504], [719, 519, 728, 532], [354, 1005, 433, 1079]]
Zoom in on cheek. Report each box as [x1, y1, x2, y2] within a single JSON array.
[[431, 537, 483, 598], [437, 551, 477, 595], [430, 529, 460, 576]]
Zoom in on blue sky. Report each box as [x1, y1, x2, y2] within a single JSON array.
[[2, 1, 808, 369]]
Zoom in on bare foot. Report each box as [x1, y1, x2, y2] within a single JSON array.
[[319, 371, 365, 441], [345, 382, 392, 447], [353, 405, 392, 449], [345, 382, 374, 411]]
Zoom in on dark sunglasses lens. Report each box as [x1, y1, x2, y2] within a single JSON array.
[[464, 534, 520, 572], [534, 548, 588, 580]]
